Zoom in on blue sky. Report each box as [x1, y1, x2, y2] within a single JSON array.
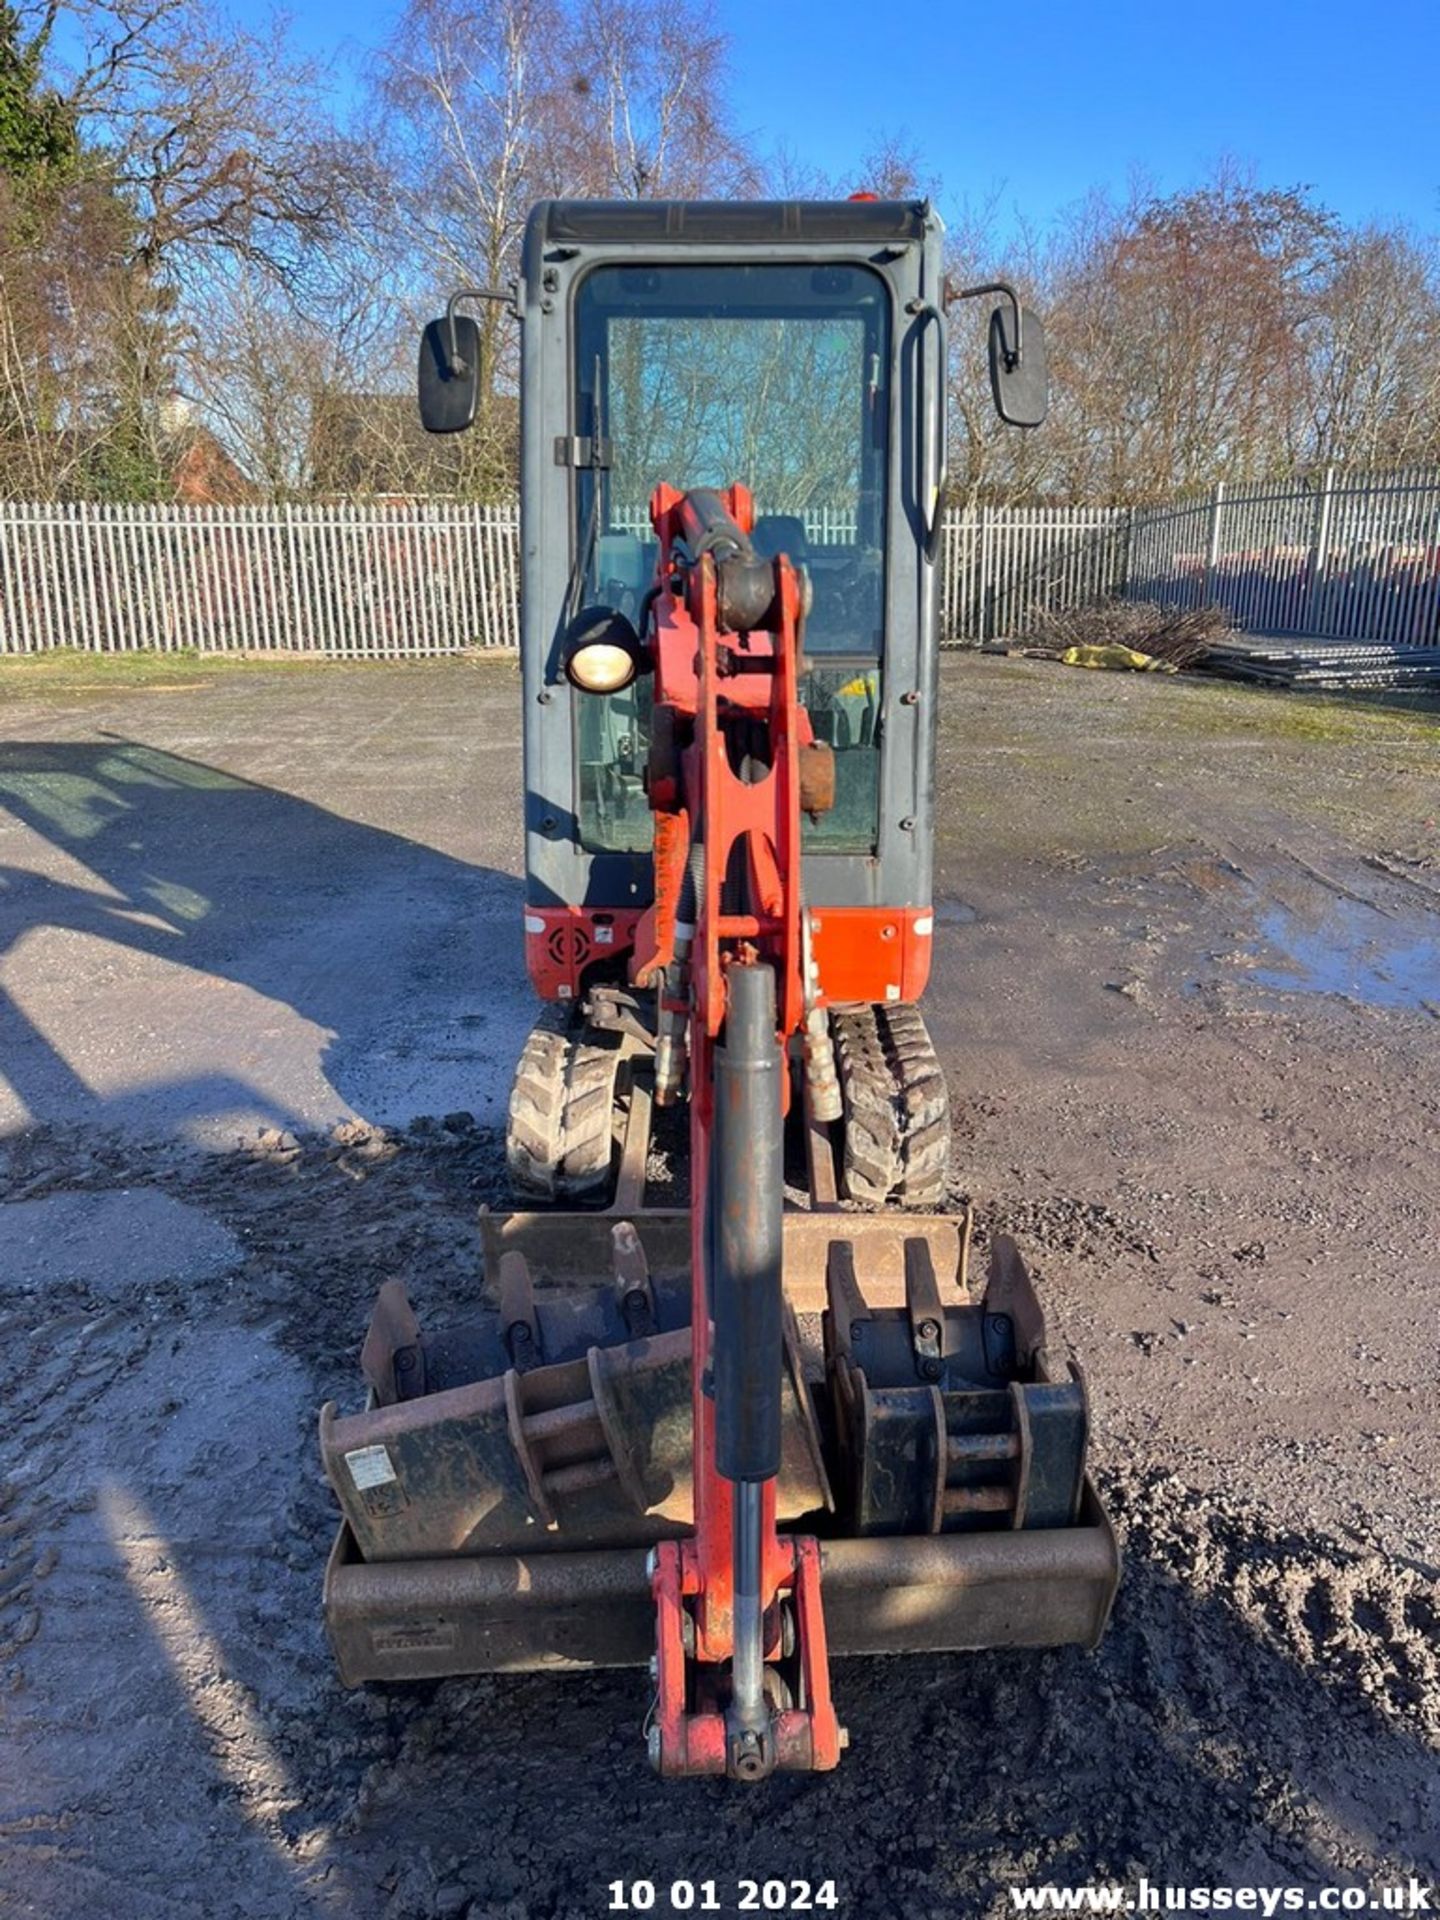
[[260, 0, 1439, 240]]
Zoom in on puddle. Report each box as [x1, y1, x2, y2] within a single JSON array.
[[1248, 898, 1440, 1012], [935, 898, 978, 926]]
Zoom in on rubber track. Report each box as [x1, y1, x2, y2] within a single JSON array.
[[506, 1009, 619, 1202], [832, 1002, 950, 1207]]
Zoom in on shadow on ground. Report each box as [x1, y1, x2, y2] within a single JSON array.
[[0, 737, 528, 1139]]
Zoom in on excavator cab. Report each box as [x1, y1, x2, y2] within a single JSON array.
[[321, 200, 1116, 1781], [519, 205, 945, 1038]]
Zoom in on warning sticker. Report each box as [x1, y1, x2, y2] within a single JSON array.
[[346, 1444, 398, 1491]]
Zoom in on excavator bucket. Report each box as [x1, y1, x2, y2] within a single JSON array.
[[321, 1197, 1118, 1684]]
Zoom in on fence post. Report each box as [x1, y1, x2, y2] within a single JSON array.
[[1304, 466, 1335, 634], [1120, 505, 1135, 601], [283, 503, 304, 649], [1202, 482, 1226, 608], [940, 508, 953, 640]]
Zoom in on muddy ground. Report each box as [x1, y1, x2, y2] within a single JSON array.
[[0, 653, 1437, 1919]]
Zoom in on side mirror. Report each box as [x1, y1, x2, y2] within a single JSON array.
[[989, 304, 1048, 429], [418, 315, 479, 435]]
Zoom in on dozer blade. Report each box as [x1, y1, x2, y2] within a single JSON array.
[[324, 1489, 1118, 1683]]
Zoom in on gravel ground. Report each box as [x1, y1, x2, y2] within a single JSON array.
[[0, 653, 1436, 1919]]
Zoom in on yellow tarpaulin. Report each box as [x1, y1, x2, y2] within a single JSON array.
[[1060, 643, 1177, 674]]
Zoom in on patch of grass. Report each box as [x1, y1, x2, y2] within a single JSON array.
[[958, 652, 1440, 758], [942, 653, 1440, 865], [0, 647, 517, 698], [1151, 677, 1440, 749]]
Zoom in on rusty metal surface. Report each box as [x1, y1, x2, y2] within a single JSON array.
[[478, 1206, 970, 1314], [612, 1072, 652, 1216], [323, 1480, 1119, 1683], [320, 1314, 830, 1562], [323, 1523, 655, 1681], [826, 1230, 1092, 1538], [820, 1482, 1118, 1654], [360, 1279, 421, 1406], [804, 1115, 840, 1207], [327, 1170, 1115, 1705]]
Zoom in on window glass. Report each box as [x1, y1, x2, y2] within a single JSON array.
[[573, 263, 890, 854]]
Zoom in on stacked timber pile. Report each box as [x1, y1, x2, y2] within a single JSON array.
[[1199, 639, 1440, 692]]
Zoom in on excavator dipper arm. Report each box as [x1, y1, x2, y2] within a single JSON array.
[[640, 484, 841, 1779]]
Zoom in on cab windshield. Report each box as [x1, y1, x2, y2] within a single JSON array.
[[572, 261, 891, 854]]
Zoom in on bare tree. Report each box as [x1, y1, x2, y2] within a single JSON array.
[[1299, 225, 1440, 470], [59, 0, 360, 283], [841, 134, 934, 203], [547, 0, 753, 199], [9, 11, 1440, 511], [949, 169, 1440, 506], [20, 0, 365, 492], [374, 0, 554, 405]]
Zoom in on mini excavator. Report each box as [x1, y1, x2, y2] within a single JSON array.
[[320, 198, 1118, 1781]]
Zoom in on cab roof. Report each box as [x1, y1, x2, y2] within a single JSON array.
[[528, 198, 932, 249]]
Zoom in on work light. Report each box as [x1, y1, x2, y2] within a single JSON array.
[[562, 607, 645, 694]]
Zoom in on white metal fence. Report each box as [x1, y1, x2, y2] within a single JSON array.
[[0, 497, 1129, 654], [1128, 465, 1440, 648], [4, 472, 1439, 655], [941, 504, 1131, 641], [610, 502, 861, 546], [0, 501, 521, 656]]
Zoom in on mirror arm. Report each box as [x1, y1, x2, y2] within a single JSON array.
[[944, 278, 1024, 367], [445, 284, 520, 372]]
